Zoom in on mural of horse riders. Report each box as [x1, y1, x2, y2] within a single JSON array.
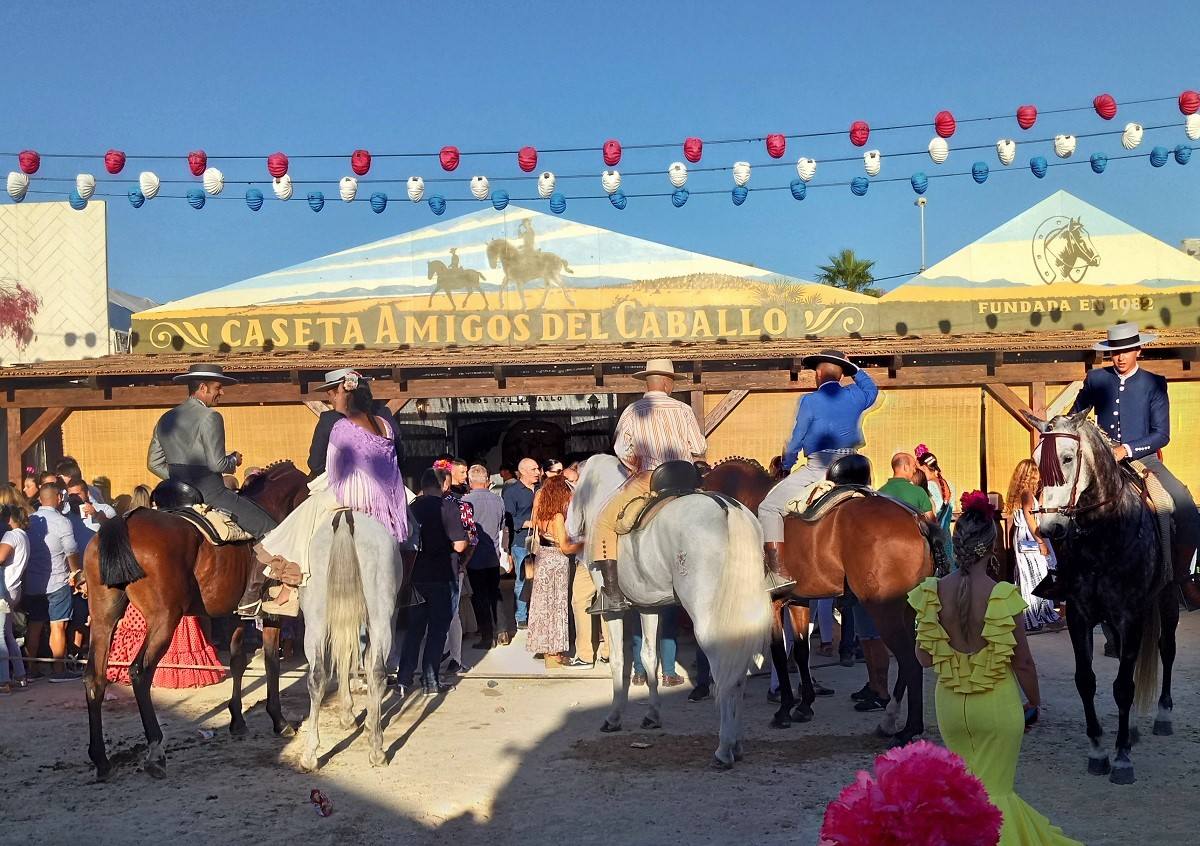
[[486, 218, 576, 309], [427, 247, 489, 310]]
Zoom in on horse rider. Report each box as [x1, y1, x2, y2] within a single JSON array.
[[307, 368, 405, 481], [757, 349, 879, 593], [449, 247, 461, 270], [518, 218, 537, 257], [588, 359, 707, 613]]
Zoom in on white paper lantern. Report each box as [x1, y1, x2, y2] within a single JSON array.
[[339, 176, 358, 202], [1121, 122, 1144, 150], [75, 173, 96, 200], [470, 175, 490, 200], [795, 157, 817, 182], [1053, 134, 1077, 158], [407, 176, 425, 203], [202, 166, 225, 195], [996, 139, 1017, 166], [732, 161, 751, 187], [6, 171, 29, 201], [927, 137, 949, 164], [537, 171, 556, 198], [1187, 114, 1200, 142], [272, 173, 293, 201], [668, 161, 688, 188], [601, 169, 621, 194], [139, 171, 160, 199], [863, 150, 881, 176]]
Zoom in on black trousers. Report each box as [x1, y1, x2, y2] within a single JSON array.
[[468, 567, 502, 638]]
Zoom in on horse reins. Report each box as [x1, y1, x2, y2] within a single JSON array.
[[1031, 431, 1114, 518]]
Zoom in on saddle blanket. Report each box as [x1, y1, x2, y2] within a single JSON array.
[[167, 504, 255, 545]]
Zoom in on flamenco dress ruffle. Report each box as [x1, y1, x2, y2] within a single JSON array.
[[106, 605, 226, 689]]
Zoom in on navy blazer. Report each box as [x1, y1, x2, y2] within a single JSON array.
[[1071, 366, 1169, 458]]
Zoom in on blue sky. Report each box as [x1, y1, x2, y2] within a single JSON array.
[[7, 2, 1200, 302]]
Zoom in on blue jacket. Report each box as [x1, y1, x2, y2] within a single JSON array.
[[1071, 366, 1169, 458], [783, 370, 879, 471]]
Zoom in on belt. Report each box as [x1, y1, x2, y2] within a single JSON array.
[[804, 448, 858, 469]]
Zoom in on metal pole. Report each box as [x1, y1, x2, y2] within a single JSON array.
[[915, 197, 927, 272]]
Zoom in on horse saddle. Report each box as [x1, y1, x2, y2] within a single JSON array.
[[615, 460, 731, 535], [787, 455, 877, 522], [151, 479, 204, 510], [165, 504, 255, 546]]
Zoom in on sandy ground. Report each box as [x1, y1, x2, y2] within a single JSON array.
[[3, 613, 1199, 846]]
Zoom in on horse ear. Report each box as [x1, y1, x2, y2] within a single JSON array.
[[1067, 410, 1090, 427], [1020, 409, 1048, 432]]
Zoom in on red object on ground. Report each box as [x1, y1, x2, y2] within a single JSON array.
[[18, 150, 40, 174], [765, 133, 786, 158], [310, 789, 333, 817], [351, 149, 371, 175], [187, 150, 207, 176], [934, 110, 957, 138], [602, 139, 622, 166], [267, 152, 289, 178], [106, 606, 226, 689], [849, 120, 869, 146], [1016, 104, 1037, 130], [439, 145, 460, 171], [1179, 90, 1200, 115], [517, 146, 538, 172], [104, 149, 126, 174], [1093, 93, 1117, 120], [683, 136, 703, 162]]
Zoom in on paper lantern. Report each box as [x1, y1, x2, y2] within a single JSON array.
[[68, 189, 87, 210], [765, 133, 786, 158], [139, 171, 160, 199], [18, 150, 39, 174], [407, 176, 424, 202], [104, 149, 126, 174], [671, 187, 689, 207], [517, 146, 538, 172], [188, 150, 207, 176], [910, 172, 928, 195], [609, 189, 627, 209], [202, 166, 224, 195], [732, 161, 751, 187], [339, 176, 358, 202], [934, 110, 956, 138], [603, 139, 622, 166], [850, 176, 869, 196], [439, 146, 460, 171], [1093, 93, 1117, 120], [1090, 152, 1108, 173], [1016, 104, 1037, 130], [668, 161, 688, 188], [469, 175, 490, 200], [127, 189, 145, 208], [351, 149, 371, 175], [75, 173, 96, 200], [863, 149, 881, 176], [428, 194, 446, 215], [549, 191, 567, 214], [1053, 134, 1077, 158], [1029, 156, 1048, 178], [1187, 114, 1200, 141], [683, 137, 703, 163], [1180, 90, 1200, 115], [272, 173, 293, 200], [245, 188, 264, 211], [537, 171, 556, 198], [186, 187, 205, 209], [492, 189, 510, 210], [6, 171, 29, 202], [601, 169, 621, 194], [370, 192, 388, 213], [971, 161, 989, 183], [996, 138, 1016, 166], [731, 185, 748, 205], [849, 120, 869, 146], [1150, 145, 1169, 167], [1175, 144, 1192, 165], [795, 157, 816, 182], [267, 152, 289, 178], [927, 137, 949, 164], [1121, 123, 1144, 150], [307, 192, 325, 212], [789, 179, 806, 200]]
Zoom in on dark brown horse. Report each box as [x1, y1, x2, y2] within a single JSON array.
[[84, 461, 310, 781], [704, 457, 933, 744]]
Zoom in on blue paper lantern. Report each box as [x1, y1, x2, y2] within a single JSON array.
[[1089, 153, 1108, 174], [789, 179, 806, 200], [731, 184, 749, 205], [1150, 146, 1169, 167], [850, 176, 869, 196], [428, 194, 446, 215], [971, 161, 989, 184], [127, 189, 146, 208], [549, 191, 567, 214], [187, 187, 205, 209], [609, 190, 627, 209], [1029, 156, 1048, 178], [671, 187, 689, 207], [370, 192, 388, 213], [491, 189, 509, 210], [307, 191, 325, 212], [910, 172, 928, 195], [1175, 144, 1193, 165], [68, 189, 87, 210]]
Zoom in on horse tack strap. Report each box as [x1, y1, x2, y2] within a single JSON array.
[[1129, 459, 1175, 589]]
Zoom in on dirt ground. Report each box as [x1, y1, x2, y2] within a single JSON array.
[[3, 614, 1199, 845]]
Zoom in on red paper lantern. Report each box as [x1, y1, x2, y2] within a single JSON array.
[[188, 150, 207, 176], [439, 146, 460, 171], [267, 152, 289, 178], [1016, 104, 1037, 130], [603, 139, 622, 166], [765, 133, 786, 158], [104, 149, 126, 175], [849, 120, 870, 147], [517, 146, 538, 172], [351, 149, 372, 175], [683, 137, 703, 163], [18, 150, 39, 174], [1179, 90, 1200, 115], [934, 110, 956, 138], [1093, 93, 1117, 120]]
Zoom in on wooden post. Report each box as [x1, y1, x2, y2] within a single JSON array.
[[689, 390, 704, 429], [702, 389, 750, 437], [302, 400, 328, 417], [6, 408, 20, 484], [1029, 383, 1046, 451]]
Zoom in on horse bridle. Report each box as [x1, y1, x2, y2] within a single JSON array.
[[1031, 431, 1112, 518]]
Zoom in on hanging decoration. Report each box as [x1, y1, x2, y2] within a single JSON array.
[[1150, 145, 1169, 167], [187, 187, 205, 209], [1053, 134, 1077, 158], [104, 149, 126, 174], [789, 179, 806, 200], [492, 189, 510, 210], [850, 176, 869, 195], [18, 150, 40, 174], [517, 146, 538, 172], [863, 150, 881, 176], [996, 138, 1016, 166], [1180, 90, 1200, 115], [796, 157, 817, 182], [731, 184, 748, 205], [910, 172, 928, 194], [202, 166, 225, 195], [1121, 122, 1144, 149], [1174, 144, 1192, 165], [188, 150, 207, 177], [428, 194, 447, 215], [370, 192, 388, 213], [934, 110, 956, 138], [439, 146, 460, 171], [139, 171, 161, 199], [732, 161, 751, 186], [765, 133, 786, 158], [267, 152, 289, 178], [1093, 93, 1117, 120], [307, 192, 325, 212], [68, 189, 87, 210], [1090, 152, 1108, 173], [849, 120, 870, 146], [549, 191, 567, 214], [407, 176, 425, 202], [927, 137, 949, 164], [128, 189, 146, 208], [6, 171, 29, 202], [537, 171, 556, 198], [75, 173, 96, 200], [1029, 155, 1048, 178], [351, 149, 372, 175], [272, 174, 293, 200], [671, 187, 689, 207], [971, 161, 989, 183], [603, 139, 622, 166], [1016, 104, 1037, 129], [683, 137, 703, 163], [668, 161, 688, 187], [609, 189, 627, 209], [470, 175, 490, 200], [339, 176, 358, 202], [1186, 114, 1200, 141], [601, 169, 621, 194], [245, 188, 264, 210]]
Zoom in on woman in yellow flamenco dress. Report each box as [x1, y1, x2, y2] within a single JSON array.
[[908, 491, 1082, 846]]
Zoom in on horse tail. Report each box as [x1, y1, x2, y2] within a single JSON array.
[[97, 514, 145, 587], [561, 260, 574, 274], [709, 503, 772, 696], [326, 511, 367, 694], [1133, 597, 1161, 715]]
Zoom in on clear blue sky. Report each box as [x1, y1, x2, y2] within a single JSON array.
[[7, 2, 1200, 301]]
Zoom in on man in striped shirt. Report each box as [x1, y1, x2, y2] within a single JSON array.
[[589, 360, 707, 613]]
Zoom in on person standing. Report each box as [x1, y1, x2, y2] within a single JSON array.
[[463, 465, 506, 650], [503, 457, 541, 630], [1005, 460, 1064, 632], [439, 459, 477, 674], [62, 478, 115, 657], [0, 504, 30, 692], [55, 456, 107, 506], [916, 446, 955, 568], [526, 475, 584, 667], [23, 484, 81, 682]]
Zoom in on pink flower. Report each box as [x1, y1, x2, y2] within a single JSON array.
[[914, 443, 930, 458], [959, 489, 995, 520]]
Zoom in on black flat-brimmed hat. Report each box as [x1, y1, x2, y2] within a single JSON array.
[[801, 349, 858, 376], [1093, 323, 1157, 353], [171, 363, 239, 385]]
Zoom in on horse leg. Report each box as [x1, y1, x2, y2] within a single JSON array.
[[879, 674, 907, 738], [872, 599, 924, 745], [601, 612, 627, 732], [262, 620, 295, 737], [228, 622, 250, 737], [640, 611, 663, 730], [1066, 607, 1107, 774], [1110, 620, 1142, 785], [365, 600, 393, 767], [128, 607, 182, 779], [713, 665, 743, 771], [299, 613, 326, 773], [85, 588, 128, 781], [1154, 588, 1179, 736], [767, 603, 794, 728], [788, 604, 816, 723]]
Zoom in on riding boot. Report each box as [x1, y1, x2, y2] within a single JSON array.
[[236, 562, 269, 620], [764, 542, 797, 598], [587, 559, 631, 615], [1172, 544, 1200, 612]]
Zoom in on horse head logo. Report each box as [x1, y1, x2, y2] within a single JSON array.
[[1032, 215, 1100, 284]]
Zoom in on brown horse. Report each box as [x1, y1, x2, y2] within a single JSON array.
[[84, 461, 310, 781], [704, 457, 933, 744]]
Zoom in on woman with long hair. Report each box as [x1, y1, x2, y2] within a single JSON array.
[[130, 485, 153, 510], [1005, 460, 1063, 632], [525, 475, 584, 668]]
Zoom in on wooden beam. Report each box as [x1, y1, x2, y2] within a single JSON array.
[[703, 389, 750, 436], [888, 355, 903, 380], [593, 364, 604, 387], [691, 361, 703, 384], [17, 407, 72, 454], [6, 408, 21, 483], [983, 384, 1035, 432], [386, 398, 411, 415], [689, 390, 704, 429], [1046, 381, 1083, 418], [1030, 382, 1046, 418], [493, 365, 506, 389], [303, 400, 328, 417]]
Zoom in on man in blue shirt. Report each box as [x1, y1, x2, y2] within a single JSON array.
[[758, 350, 879, 591], [502, 457, 541, 631]]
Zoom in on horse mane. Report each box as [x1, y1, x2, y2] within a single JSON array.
[[711, 455, 767, 474], [1061, 416, 1127, 507], [240, 459, 300, 496]]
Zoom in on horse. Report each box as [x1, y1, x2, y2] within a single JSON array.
[[484, 238, 575, 309], [703, 457, 933, 745], [426, 260, 489, 310], [83, 461, 310, 781], [569, 454, 772, 769], [1024, 410, 1179, 785]]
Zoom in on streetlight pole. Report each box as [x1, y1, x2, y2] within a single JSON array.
[[914, 197, 927, 272]]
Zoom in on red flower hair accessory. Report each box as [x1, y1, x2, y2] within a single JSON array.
[[432, 458, 454, 472], [959, 490, 995, 520]]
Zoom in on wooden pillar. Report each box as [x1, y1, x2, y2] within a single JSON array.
[[4, 406, 72, 482], [689, 390, 704, 429], [702, 389, 750, 437], [6, 408, 20, 484], [1029, 382, 1046, 451]]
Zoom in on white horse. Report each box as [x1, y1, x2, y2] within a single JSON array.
[[298, 509, 401, 772], [568, 455, 772, 768]]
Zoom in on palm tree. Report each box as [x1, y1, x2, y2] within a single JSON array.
[[815, 249, 881, 297]]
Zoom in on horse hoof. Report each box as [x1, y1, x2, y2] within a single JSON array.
[[95, 765, 115, 783], [1109, 764, 1136, 785], [791, 707, 814, 724], [144, 760, 167, 780], [1153, 720, 1174, 736], [338, 716, 356, 731], [369, 751, 386, 768], [710, 756, 734, 771], [600, 721, 621, 734], [298, 757, 318, 773], [1088, 756, 1111, 776], [641, 717, 662, 730], [770, 716, 792, 730], [229, 722, 248, 739], [276, 722, 298, 738]]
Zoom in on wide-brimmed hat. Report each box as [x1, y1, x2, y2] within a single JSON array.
[[315, 367, 372, 392], [1093, 323, 1157, 353], [801, 349, 858, 376], [634, 359, 683, 380], [172, 363, 238, 385]]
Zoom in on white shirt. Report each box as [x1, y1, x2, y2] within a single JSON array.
[[1, 528, 30, 605]]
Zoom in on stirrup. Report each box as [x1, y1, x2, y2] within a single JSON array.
[[765, 571, 797, 598], [237, 599, 262, 621], [588, 591, 631, 615]]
